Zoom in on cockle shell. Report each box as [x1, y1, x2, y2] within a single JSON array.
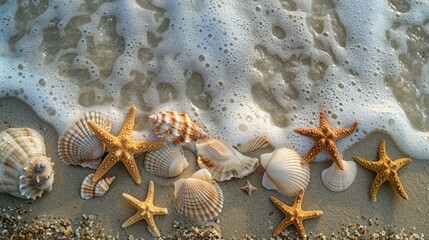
[[237, 134, 271, 153], [174, 169, 223, 221], [196, 137, 259, 181], [80, 173, 115, 200], [149, 111, 208, 144], [0, 128, 55, 199], [260, 147, 310, 197], [321, 159, 357, 192], [58, 112, 112, 169], [144, 143, 189, 178]]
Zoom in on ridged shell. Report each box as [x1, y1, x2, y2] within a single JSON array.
[[0, 128, 55, 199], [174, 169, 223, 221], [196, 137, 259, 182], [144, 143, 189, 177], [260, 147, 310, 197], [149, 111, 208, 144], [237, 134, 271, 153], [80, 173, 115, 200], [58, 112, 112, 169], [321, 159, 357, 192]]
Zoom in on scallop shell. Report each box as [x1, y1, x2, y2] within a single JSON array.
[[174, 169, 223, 221], [144, 143, 189, 178], [0, 128, 55, 199], [260, 147, 310, 197], [80, 173, 116, 200], [149, 111, 208, 144], [196, 137, 259, 181], [321, 159, 357, 192], [237, 134, 271, 153], [58, 112, 112, 169]]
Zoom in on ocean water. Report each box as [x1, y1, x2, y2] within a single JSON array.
[[0, 0, 428, 161]]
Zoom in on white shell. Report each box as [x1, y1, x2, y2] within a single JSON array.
[[58, 112, 112, 169], [174, 169, 223, 221], [196, 137, 259, 182], [80, 173, 115, 200], [321, 159, 357, 192], [144, 143, 189, 178], [237, 134, 271, 153], [0, 128, 55, 199], [260, 147, 310, 197]]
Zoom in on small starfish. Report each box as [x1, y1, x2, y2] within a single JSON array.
[[122, 181, 168, 237], [353, 139, 411, 202], [294, 112, 357, 170], [240, 180, 257, 196], [88, 105, 165, 184], [270, 189, 323, 238]]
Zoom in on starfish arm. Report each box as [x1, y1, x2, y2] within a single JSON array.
[[272, 218, 292, 237], [326, 139, 344, 170], [332, 122, 358, 140], [300, 210, 324, 220], [88, 120, 116, 147], [122, 212, 144, 228], [393, 157, 412, 169], [319, 113, 329, 129], [146, 216, 161, 237], [293, 220, 307, 238], [353, 156, 383, 172], [369, 174, 387, 202], [270, 196, 293, 215], [378, 139, 389, 160], [294, 128, 324, 138], [122, 156, 141, 184], [146, 181, 155, 203], [119, 105, 137, 138], [93, 153, 119, 182], [134, 140, 166, 153], [293, 189, 305, 209], [152, 206, 168, 216], [301, 139, 325, 165], [390, 172, 409, 200], [122, 193, 143, 208]]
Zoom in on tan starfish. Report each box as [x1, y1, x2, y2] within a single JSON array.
[[353, 139, 411, 202], [122, 181, 168, 237], [240, 180, 257, 196], [294, 112, 357, 170], [270, 189, 323, 238], [88, 105, 165, 184]]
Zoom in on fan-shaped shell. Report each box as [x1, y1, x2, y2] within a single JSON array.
[[174, 169, 223, 221], [237, 134, 271, 153], [260, 147, 310, 197], [144, 143, 189, 178], [0, 128, 55, 199], [149, 111, 208, 144], [321, 159, 357, 192], [58, 112, 112, 169], [80, 173, 115, 200], [196, 137, 259, 181]]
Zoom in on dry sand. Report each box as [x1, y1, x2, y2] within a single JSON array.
[[0, 97, 428, 239]]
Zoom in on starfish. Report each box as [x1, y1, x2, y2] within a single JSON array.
[[240, 180, 257, 196], [270, 189, 323, 238], [353, 139, 411, 202], [88, 105, 165, 184], [294, 112, 357, 170], [122, 181, 168, 237]]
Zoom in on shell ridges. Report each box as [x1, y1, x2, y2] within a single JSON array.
[[80, 173, 116, 200], [321, 159, 357, 192], [144, 143, 189, 178]]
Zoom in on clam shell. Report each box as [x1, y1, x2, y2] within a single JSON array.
[[0, 128, 55, 199], [321, 159, 357, 192], [196, 137, 259, 181], [237, 134, 271, 153], [58, 112, 112, 169], [260, 147, 310, 197], [144, 143, 189, 178], [80, 173, 115, 200], [174, 169, 223, 221], [149, 111, 208, 144]]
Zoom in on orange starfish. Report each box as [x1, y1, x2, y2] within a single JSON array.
[[270, 189, 323, 238], [353, 139, 411, 202], [294, 112, 357, 170], [88, 105, 165, 184]]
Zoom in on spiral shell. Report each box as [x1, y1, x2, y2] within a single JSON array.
[[80, 173, 115, 200], [174, 169, 224, 221], [260, 147, 310, 197], [58, 112, 112, 169], [196, 137, 259, 181], [321, 159, 357, 192], [149, 111, 208, 144], [144, 143, 189, 178], [0, 128, 55, 199]]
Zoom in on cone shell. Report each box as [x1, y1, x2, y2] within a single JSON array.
[[0, 128, 55, 199], [321, 159, 357, 192], [174, 169, 223, 221], [144, 143, 189, 178], [80, 173, 115, 200], [58, 112, 112, 169], [196, 137, 259, 181], [149, 111, 208, 144], [260, 147, 310, 197]]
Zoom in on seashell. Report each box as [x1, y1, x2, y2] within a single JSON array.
[[149, 111, 208, 144], [321, 159, 357, 192], [58, 112, 112, 169], [196, 137, 259, 181], [80, 173, 115, 200], [260, 147, 310, 197], [0, 128, 55, 199], [144, 143, 189, 178], [237, 134, 271, 153], [174, 169, 223, 221]]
